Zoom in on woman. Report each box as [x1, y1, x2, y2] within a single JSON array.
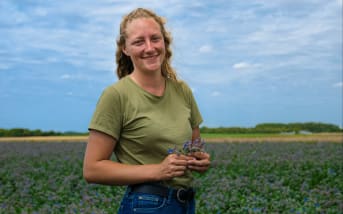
[[83, 8, 211, 214]]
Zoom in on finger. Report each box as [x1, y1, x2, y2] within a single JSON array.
[[187, 159, 210, 167], [172, 156, 195, 165], [172, 165, 187, 171], [167, 166, 187, 178], [171, 159, 189, 166], [191, 152, 210, 160], [168, 154, 189, 162], [176, 154, 195, 161], [172, 170, 186, 177]]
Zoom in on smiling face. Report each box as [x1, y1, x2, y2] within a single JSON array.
[[122, 18, 166, 75]]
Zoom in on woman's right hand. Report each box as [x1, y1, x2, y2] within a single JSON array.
[[157, 154, 194, 180]]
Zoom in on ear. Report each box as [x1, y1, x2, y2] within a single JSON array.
[[122, 46, 129, 56]]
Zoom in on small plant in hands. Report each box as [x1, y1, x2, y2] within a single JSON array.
[[168, 138, 206, 155]]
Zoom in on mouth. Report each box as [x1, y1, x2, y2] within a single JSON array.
[[142, 54, 159, 59]]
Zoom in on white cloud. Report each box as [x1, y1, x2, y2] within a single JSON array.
[[222, 1, 341, 87], [59, 73, 95, 82], [233, 62, 250, 70], [33, 7, 48, 17], [0, 0, 341, 129], [61, 74, 71, 80], [1, 2, 341, 89], [211, 91, 221, 97], [199, 45, 213, 53], [333, 82, 343, 88], [0, 63, 11, 70], [233, 62, 261, 70]]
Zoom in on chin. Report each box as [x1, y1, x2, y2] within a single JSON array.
[[144, 64, 162, 72]]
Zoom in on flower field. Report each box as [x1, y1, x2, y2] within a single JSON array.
[[0, 141, 342, 213]]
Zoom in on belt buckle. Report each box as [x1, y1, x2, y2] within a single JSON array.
[[176, 188, 186, 203]]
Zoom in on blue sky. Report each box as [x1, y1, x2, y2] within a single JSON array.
[[0, 0, 342, 132]]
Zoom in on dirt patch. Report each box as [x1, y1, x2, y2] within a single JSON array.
[[0, 133, 342, 143], [0, 136, 88, 142], [205, 134, 343, 143]]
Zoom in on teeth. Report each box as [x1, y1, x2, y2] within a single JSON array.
[[144, 55, 157, 59]]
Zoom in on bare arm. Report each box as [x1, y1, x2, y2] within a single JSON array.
[[83, 130, 191, 186], [188, 126, 211, 173], [191, 126, 201, 141]]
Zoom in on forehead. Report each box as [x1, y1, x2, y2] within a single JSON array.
[[125, 18, 162, 39]]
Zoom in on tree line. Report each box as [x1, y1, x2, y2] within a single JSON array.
[[0, 128, 87, 137], [0, 122, 341, 137], [200, 122, 342, 134]]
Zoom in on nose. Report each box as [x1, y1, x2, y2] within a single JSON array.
[[145, 40, 154, 52]]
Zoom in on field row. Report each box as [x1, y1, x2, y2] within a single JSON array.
[[0, 132, 342, 143], [0, 141, 342, 213]]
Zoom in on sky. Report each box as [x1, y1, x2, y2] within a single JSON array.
[[0, 0, 342, 132]]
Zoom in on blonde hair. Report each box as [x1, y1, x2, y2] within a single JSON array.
[[115, 8, 177, 80]]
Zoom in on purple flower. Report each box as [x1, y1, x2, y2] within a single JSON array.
[[167, 148, 176, 154], [167, 138, 206, 155]]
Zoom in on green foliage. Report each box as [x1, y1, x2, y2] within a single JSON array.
[[0, 142, 124, 213], [0, 122, 340, 137], [256, 122, 342, 133], [0, 128, 87, 137], [201, 122, 342, 134], [0, 142, 342, 213]]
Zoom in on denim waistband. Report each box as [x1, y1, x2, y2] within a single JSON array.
[[128, 183, 195, 203]]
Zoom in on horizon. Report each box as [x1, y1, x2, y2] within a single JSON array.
[[1, 1, 342, 132], [1, 121, 342, 133]]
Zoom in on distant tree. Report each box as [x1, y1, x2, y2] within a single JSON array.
[[0, 122, 340, 137], [0, 129, 6, 137], [200, 122, 342, 134], [32, 129, 43, 136]]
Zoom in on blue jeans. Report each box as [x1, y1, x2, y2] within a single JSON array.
[[117, 186, 195, 214]]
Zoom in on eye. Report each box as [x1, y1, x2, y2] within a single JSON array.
[[132, 40, 144, 46], [151, 36, 162, 42]]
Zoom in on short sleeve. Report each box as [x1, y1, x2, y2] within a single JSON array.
[[179, 81, 203, 128], [88, 86, 122, 140], [189, 89, 203, 128]]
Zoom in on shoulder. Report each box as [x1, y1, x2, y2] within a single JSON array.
[[168, 79, 193, 95], [101, 76, 130, 96], [167, 79, 195, 105], [97, 78, 128, 105], [115, 76, 131, 88]]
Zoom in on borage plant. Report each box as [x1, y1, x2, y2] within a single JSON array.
[[168, 138, 206, 155]]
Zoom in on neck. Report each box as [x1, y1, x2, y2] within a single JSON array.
[[130, 70, 166, 96]]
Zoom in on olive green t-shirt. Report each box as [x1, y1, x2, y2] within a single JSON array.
[[89, 76, 203, 188]]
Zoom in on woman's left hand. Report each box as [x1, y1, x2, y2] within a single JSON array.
[[187, 152, 211, 173]]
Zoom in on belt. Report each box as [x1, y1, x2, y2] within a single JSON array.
[[130, 183, 195, 203]]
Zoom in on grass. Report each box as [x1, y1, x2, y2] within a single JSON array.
[[201, 133, 282, 138], [0, 141, 342, 213]]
